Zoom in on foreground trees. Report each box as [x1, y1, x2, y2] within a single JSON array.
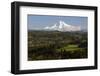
[[28, 31, 88, 61]]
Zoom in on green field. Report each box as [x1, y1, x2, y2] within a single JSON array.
[[28, 31, 88, 61], [57, 44, 81, 51]]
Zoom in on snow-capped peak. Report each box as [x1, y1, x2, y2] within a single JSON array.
[[59, 20, 70, 27], [44, 20, 81, 32]]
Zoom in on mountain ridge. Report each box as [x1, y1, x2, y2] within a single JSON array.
[[44, 20, 81, 32]]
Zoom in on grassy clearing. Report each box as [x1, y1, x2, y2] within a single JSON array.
[[56, 44, 83, 52], [67, 44, 78, 48]]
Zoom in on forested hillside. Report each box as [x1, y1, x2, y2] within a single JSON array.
[[28, 30, 88, 61]]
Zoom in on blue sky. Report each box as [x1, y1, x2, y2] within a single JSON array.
[[28, 15, 88, 30]]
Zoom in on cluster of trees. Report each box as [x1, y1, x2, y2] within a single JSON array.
[[28, 30, 88, 61]]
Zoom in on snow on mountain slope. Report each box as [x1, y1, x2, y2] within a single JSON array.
[[44, 21, 81, 32]]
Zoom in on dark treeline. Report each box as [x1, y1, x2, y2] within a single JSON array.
[[28, 30, 88, 61]]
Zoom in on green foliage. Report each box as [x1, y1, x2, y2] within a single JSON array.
[[28, 30, 88, 61]]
